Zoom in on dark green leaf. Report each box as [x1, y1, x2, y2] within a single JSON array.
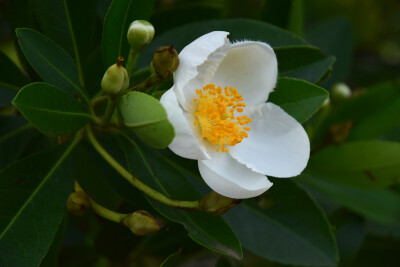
[[0, 115, 35, 170], [16, 28, 87, 101], [275, 46, 335, 83], [268, 77, 329, 123], [102, 0, 155, 69], [309, 141, 400, 189], [0, 141, 77, 267], [0, 51, 29, 107], [306, 17, 354, 88], [12, 83, 93, 136], [224, 180, 338, 266], [118, 92, 174, 149], [111, 134, 243, 259], [160, 251, 181, 267], [40, 214, 67, 267], [336, 220, 365, 267], [138, 18, 308, 68], [298, 172, 400, 226]]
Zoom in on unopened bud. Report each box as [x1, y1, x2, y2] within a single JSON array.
[[127, 20, 155, 52], [123, 210, 163, 236], [152, 45, 179, 79], [200, 191, 241, 216], [67, 191, 90, 216], [331, 83, 351, 102], [101, 57, 129, 95]]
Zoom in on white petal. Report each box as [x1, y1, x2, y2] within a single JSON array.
[[230, 102, 310, 178], [160, 88, 210, 160], [174, 31, 230, 111], [211, 41, 277, 106], [198, 153, 273, 199]]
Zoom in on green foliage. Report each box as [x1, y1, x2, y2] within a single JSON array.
[[118, 91, 174, 149], [13, 83, 93, 136], [0, 0, 399, 266]]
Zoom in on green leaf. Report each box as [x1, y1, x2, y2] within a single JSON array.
[[224, 180, 338, 266], [0, 51, 29, 107], [298, 172, 400, 226], [287, 0, 304, 36], [12, 82, 93, 136], [160, 251, 181, 267], [102, 0, 155, 69], [268, 77, 329, 123], [138, 18, 308, 68], [336, 220, 365, 267], [16, 28, 87, 101], [118, 92, 174, 149], [275, 46, 335, 83], [0, 115, 35, 170], [308, 141, 400, 189], [111, 134, 243, 259], [306, 17, 354, 88], [0, 139, 78, 267]]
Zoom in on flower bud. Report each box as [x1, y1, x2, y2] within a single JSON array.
[[152, 45, 179, 79], [200, 191, 241, 216], [331, 83, 351, 102], [122, 210, 163, 236], [67, 191, 90, 216], [101, 57, 129, 95], [127, 20, 155, 52]]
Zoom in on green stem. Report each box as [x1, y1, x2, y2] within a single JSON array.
[[86, 126, 200, 210], [74, 181, 127, 223], [126, 48, 139, 79], [102, 98, 116, 126]]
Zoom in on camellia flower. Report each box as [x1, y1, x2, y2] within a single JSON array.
[[160, 31, 310, 199]]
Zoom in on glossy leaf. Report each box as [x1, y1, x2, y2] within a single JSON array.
[[110, 134, 243, 259], [224, 180, 338, 266], [275, 46, 335, 83], [16, 28, 87, 100], [118, 92, 174, 149], [298, 172, 400, 226], [306, 17, 354, 88], [102, 0, 155, 68], [13, 83, 93, 136], [308, 141, 400, 189], [138, 18, 308, 68], [268, 77, 329, 123], [0, 142, 76, 267], [0, 51, 29, 107]]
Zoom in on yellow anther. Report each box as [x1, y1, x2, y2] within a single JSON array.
[[193, 84, 251, 153]]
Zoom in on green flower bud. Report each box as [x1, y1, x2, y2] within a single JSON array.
[[67, 191, 90, 216], [200, 191, 241, 216], [331, 82, 351, 102], [122, 210, 163, 236], [152, 45, 179, 79], [101, 57, 129, 95], [127, 20, 155, 52]]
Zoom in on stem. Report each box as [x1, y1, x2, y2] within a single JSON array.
[[102, 98, 116, 126], [74, 181, 127, 223], [86, 126, 200, 210], [125, 48, 139, 79]]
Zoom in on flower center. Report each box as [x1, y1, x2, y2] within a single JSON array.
[[193, 84, 251, 153]]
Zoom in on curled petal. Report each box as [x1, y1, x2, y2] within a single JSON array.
[[160, 88, 210, 160], [211, 41, 277, 107], [198, 153, 273, 199], [174, 31, 230, 112], [230, 102, 310, 178]]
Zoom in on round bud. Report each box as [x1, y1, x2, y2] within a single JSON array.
[[200, 191, 241, 216], [101, 57, 129, 95], [122, 210, 163, 236], [152, 45, 179, 79], [127, 20, 155, 52], [331, 83, 351, 102], [67, 191, 90, 216]]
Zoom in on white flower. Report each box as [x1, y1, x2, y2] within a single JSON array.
[[160, 31, 310, 199]]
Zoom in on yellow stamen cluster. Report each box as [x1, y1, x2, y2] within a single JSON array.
[[193, 84, 251, 153]]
